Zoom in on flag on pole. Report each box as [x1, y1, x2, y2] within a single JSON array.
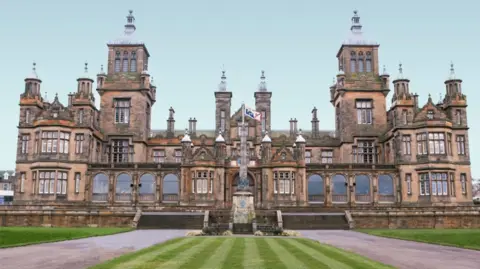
[[244, 105, 262, 122]]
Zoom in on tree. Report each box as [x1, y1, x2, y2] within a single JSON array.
[[473, 178, 480, 197]]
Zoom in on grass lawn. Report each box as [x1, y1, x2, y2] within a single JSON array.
[[89, 237, 395, 269], [359, 229, 480, 250], [0, 227, 132, 248]]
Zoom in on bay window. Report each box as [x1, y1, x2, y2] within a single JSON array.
[[273, 171, 295, 194]]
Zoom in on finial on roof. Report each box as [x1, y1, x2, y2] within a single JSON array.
[[258, 70, 267, 92], [381, 65, 388, 76], [181, 128, 191, 143], [215, 130, 225, 143], [296, 129, 306, 143], [84, 62, 88, 73], [449, 61, 456, 80], [124, 10, 136, 36], [262, 130, 272, 143], [351, 10, 362, 32], [100, 64, 105, 74], [428, 93, 432, 103], [218, 69, 227, 91], [151, 76, 155, 86], [27, 61, 38, 79]]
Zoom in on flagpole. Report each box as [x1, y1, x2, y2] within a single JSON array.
[[241, 102, 245, 126]]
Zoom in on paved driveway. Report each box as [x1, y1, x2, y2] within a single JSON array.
[[0, 230, 187, 269], [301, 230, 480, 269]]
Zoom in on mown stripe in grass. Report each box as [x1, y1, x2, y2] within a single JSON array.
[[220, 238, 245, 269], [179, 237, 226, 269], [295, 238, 395, 269], [198, 238, 236, 269], [149, 237, 217, 269], [243, 237, 264, 269], [90, 237, 188, 269], [255, 238, 287, 269], [281, 239, 351, 269], [265, 238, 307, 268]]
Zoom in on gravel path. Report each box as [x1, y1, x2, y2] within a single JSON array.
[[1, 229, 478, 269], [300, 230, 480, 269], [0, 230, 187, 269]]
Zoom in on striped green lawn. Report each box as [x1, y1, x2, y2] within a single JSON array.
[[89, 237, 395, 269]]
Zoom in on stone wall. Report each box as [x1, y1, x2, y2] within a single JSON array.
[[351, 208, 480, 228]]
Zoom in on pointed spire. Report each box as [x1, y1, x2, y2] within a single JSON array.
[[295, 129, 306, 143], [396, 62, 406, 79], [258, 70, 267, 92], [27, 62, 38, 79], [215, 130, 225, 143], [428, 93, 433, 103], [448, 62, 456, 80], [218, 69, 227, 91], [181, 129, 191, 143], [262, 130, 272, 143]]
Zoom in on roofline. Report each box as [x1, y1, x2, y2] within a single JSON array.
[[336, 44, 380, 57]]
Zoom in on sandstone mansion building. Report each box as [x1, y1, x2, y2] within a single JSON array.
[[14, 11, 473, 208]]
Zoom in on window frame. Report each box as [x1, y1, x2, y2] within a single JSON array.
[[356, 100, 373, 125], [114, 98, 131, 124]]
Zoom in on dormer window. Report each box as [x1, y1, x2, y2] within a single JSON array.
[[427, 110, 434, 120]]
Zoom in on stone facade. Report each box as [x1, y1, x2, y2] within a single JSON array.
[[14, 10, 473, 211]]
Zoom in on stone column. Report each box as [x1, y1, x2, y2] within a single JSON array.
[[348, 173, 355, 207], [132, 172, 138, 205], [372, 173, 379, 205], [180, 169, 188, 205], [156, 171, 163, 205], [325, 173, 332, 207], [108, 171, 115, 205]]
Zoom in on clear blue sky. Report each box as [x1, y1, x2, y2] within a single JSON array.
[[2, 0, 479, 176]]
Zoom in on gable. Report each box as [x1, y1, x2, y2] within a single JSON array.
[[271, 146, 296, 162], [192, 146, 215, 161], [413, 100, 448, 123]]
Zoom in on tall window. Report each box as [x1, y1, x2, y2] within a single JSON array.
[[456, 135, 465, 155], [39, 171, 55, 194], [153, 150, 165, 163], [321, 150, 333, 163], [56, 171, 67, 195], [455, 110, 461, 124], [365, 52, 372, 72], [130, 51, 137, 72], [21, 135, 29, 154], [78, 109, 84, 124], [402, 135, 411, 155], [220, 110, 225, 132], [358, 52, 364, 72], [20, 172, 25, 193], [114, 51, 121, 72], [114, 99, 130, 124], [356, 100, 373, 124], [273, 171, 294, 194], [122, 51, 129, 72], [192, 171, 210, 194], [350, 51, 356, 72], [419, 173, 430, 196], [353, 141, 376, 164], [406, 173, 412, 195], [261, 111, 266, 133], [110, 139, 130, 163], [402, 110, 407, 125], [428, 133, 445, 154], [75, 134, 84, 154], [41, 131, 69, 154], [416, 133, 428, 155], [25, 109, 31, 124], [305, 150, 311, 163], [175, 150, 182, 163], [431, 172, 448, 196], [460, 173, 467, 194], [74, 172, 81, 193]]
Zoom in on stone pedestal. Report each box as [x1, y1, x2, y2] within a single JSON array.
[[231, 191, 255, 224]]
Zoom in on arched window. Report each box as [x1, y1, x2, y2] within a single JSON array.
[[366, 52, 372, 72], [350, 51, 356, 73], [81, 82, 85, 92], [114, 51, 121, 72], [115, 173, 132, 201], [92, 173, 108, 201], [122, 51, 129, 72], [355, 174, 371, 202], [163, 174, 179, 201], [358, 52, 364, 72], [307, 174, 324, 202], [139, 173, 155, 201], [130, 51, 137, 72], [332, 174, 347, 203], [378, 174, 394, 202]]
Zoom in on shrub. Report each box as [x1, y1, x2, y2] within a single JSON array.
[[281, 230, 301, 237], [202, 226, 218, 235], [222, 230, 233, 236], [254, 230, 264, 236], [273, 226, 284, 236], [185, 230, 204, 236]]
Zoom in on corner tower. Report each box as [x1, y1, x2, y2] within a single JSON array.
[[98, 10, 156, 163], [332, 10, 389, 143]]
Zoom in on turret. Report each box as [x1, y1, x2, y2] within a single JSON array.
[[261, 131, 272, 165]]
